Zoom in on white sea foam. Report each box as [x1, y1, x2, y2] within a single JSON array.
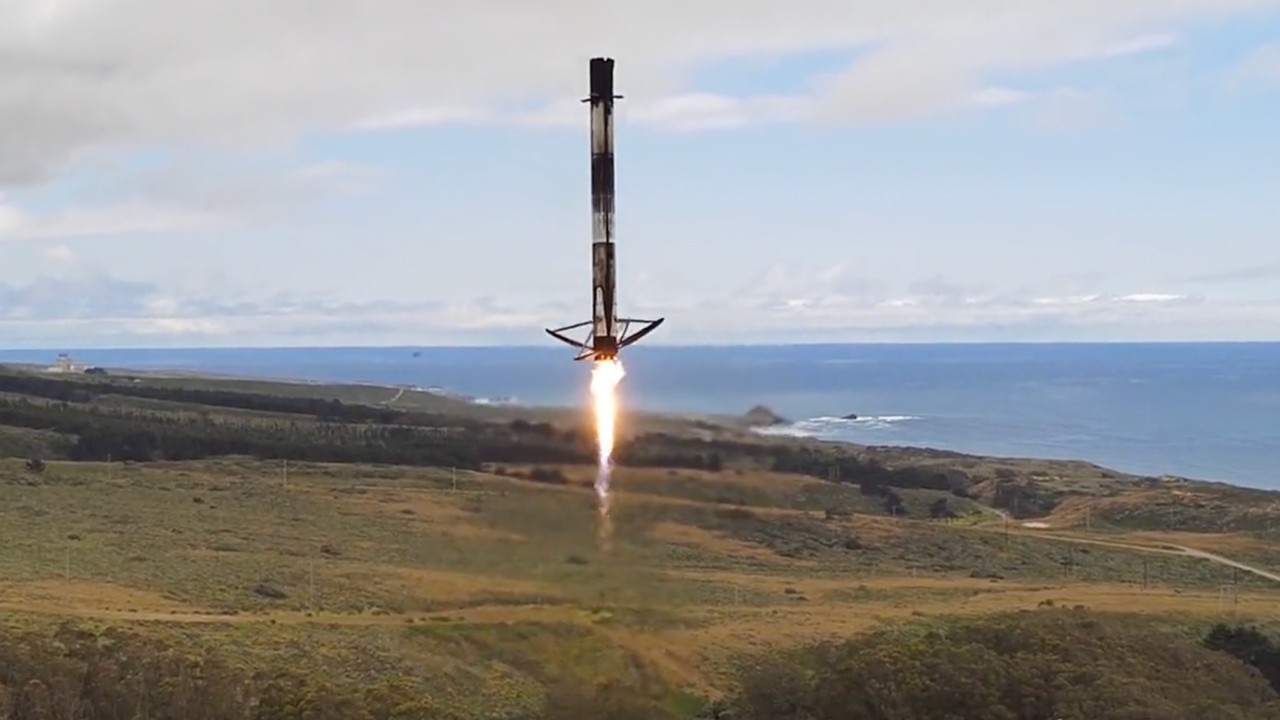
[[755, 414, 922, 438]]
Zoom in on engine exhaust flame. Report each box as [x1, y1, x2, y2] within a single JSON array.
[[590, 358, 625, 548]]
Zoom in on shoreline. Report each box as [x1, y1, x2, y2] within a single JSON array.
[[0, 359, 1254, 492]]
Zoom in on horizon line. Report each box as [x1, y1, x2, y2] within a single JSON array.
[[1, 339, 1278, 353]]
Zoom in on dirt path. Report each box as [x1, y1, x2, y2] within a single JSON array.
[[1175, 545, 1280, 583], [987, 527, 1280, 585]]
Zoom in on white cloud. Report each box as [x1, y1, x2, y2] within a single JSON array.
[[351, 107, 491, 132], [1116, 292, 1188, 303], [1035, 88, 1125, 131], [1180, 260, 1280, 284], [1096, 33, 1179, 59], [0, 270, 1269, 346], [288, 161, 384, 196], [0, 0, 1271, 183], [628, 93, 813, 131], [0, 157, 387, 246], [44, 243, 76, 263], [1228, 43, 1280, 88], [355, 93, 814, 132], [0, 195, 213, 242], [969, 86, 1033, 107]]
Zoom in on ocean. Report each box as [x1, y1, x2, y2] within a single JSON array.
[[0, 343, 1276, 490]]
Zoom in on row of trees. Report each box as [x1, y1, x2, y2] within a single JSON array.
[[621, 432, 975, 497], [0, 371, 986, 500], [0, 398, 577, 468], [0, 372, 461, 428]]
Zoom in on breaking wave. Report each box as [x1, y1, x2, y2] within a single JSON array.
[[471, 395, 519, 406], [756, 414, 922, 438]]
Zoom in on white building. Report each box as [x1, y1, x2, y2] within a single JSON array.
[[46, 353, 78, 373]]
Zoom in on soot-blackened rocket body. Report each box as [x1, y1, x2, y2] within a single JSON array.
[[546, 57, 664, 362]]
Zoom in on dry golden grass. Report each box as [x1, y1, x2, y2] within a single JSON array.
[[1124, 530, 1278, 554], [660, 581, 1280, 669], [648, 522, 801, 567], [0, 579, 201, 615], [349, 564, 558, 603], [331, 487, 526, 542], [1047, 491, 1163, 525], [2, 456, 1280, 711]]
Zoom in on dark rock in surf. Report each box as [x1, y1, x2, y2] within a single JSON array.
[[841, 413, 859, 420], [742, 405, 787, 427]]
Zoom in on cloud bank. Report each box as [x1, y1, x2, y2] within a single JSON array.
[[0, 1, 1277, 346], [1, 0, 1277, 183], [0, 268, 1273, 348]]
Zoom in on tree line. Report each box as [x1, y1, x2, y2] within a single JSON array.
[[0, 372, 462, 428], [0, 371, 985, 500]]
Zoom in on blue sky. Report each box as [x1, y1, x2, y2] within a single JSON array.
[[0, 1, 1278, 347]]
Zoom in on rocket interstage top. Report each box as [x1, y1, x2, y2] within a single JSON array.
[[589, 57, 615, 99]]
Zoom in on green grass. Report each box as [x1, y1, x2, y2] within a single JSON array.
[[0, 455, 1278, 717]]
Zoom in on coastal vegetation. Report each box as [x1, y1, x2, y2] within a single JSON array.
[[1, 363, 1279, 717]]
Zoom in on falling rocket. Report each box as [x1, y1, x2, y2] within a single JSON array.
[[546, 57, 664, 362]]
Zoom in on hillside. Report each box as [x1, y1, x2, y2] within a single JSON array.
[[1, 364, 1279, 717]]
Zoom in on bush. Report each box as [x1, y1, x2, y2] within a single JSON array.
[[527, 466, 569, 485], [1205, 623, 1280, 694], [729, 611, 1280, 720]]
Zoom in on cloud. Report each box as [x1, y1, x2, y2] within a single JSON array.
[[1228, 43, 1280, 89], [969, 86, 1033, 107], [0, 157, 384, 245], [0, 0, 1270, 183], [1178, 260, 1280, 284], [287, 161, 384, 196], [354, 93, 814, 132], [44, 244, 75, 263], [1096, 33, 1179, 59], [1035, 88, 1125, 131], [0, 193, 213, 242], [907, 274, 988, 300], [627, 93, 813, 131], [0, 269, 1270, 346]]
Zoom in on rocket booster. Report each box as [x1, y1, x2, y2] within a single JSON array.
[[546, 57, 664, 362]]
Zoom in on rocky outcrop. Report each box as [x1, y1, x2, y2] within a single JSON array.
[[742, 405, 787, 427]]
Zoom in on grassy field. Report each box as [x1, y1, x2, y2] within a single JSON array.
[[3, 455, 1280, 716], [1, 365, 1279, 716]]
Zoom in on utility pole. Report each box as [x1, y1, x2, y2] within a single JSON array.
[[106, 453, 111, 482], [283, 459, 289, 488], [452, 467, 458, 492], [309, 558, 315, 613], [1003, 516, 1010, 548]]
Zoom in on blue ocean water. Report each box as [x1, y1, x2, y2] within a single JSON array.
[[0, 343, 1276, 490]]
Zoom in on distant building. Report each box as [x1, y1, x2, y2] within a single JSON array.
[[44, 354, 102, 375], [46, 353, 77, 373]]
